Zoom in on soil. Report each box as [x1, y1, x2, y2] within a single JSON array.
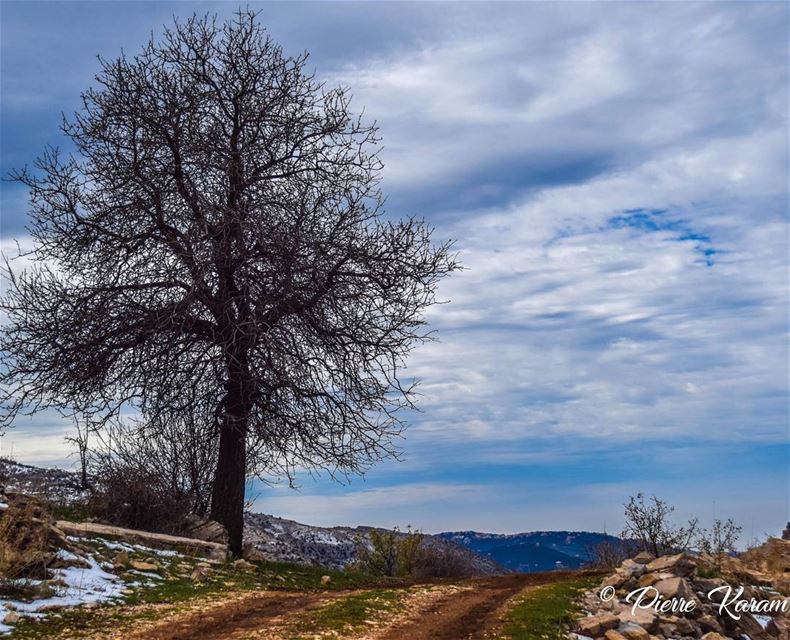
[[101, 572, 575, 640], [120, 591, 337, 640], [375, 573, 561, 640]]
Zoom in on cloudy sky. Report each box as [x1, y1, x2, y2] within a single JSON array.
[[1, 2, 788, 539]]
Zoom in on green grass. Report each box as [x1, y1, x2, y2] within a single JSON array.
[[695, 565, 721, 579], [288, 588, 405, 639], [498, 575, 601, 640], [45, 500, 96, 523], [6, 551, 391, 640]]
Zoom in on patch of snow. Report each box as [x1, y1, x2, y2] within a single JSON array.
[[126, 570, 163, 580], [0, 554, 125, 635], [55, 549, 81, 562], [145, 547, 179, 558], [95, 539, 135, 552], [91, 538, 180, 558], [754, 615, 772, 630]]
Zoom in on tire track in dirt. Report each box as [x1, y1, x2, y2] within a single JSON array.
[[372, 573, 560, 640], [119, 590, 339, 640], [106, 572, 577, 640]]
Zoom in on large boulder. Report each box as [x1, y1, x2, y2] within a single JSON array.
[[56, 520, 229, 561], [617, 609, 658, 632], [767, 616, 790, 640], [183, 515, 229, 545], [740, 538, 790, 592], [578, 613, 621, 637], [633, 551, 656, 564], [620, 624, 650, 640], [653, 576, 696, 601], [734, 612, 773, 640], [620, 559, 647, 577], [645, 553, 697, 578]]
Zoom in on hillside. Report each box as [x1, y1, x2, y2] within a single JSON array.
[[0, 459, 499, 574], [244, 512, 501, 574], [439, 530, 622, 572]]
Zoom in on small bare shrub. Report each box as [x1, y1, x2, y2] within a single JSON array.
[[356, 527, 479, 579], [356, 527, 424, 577], [622, 493, 698, 556], [412, 542, 479, 578], [89, 464, 194, 535], [697, 518, 742, 558], [586, 539, 635, 570]]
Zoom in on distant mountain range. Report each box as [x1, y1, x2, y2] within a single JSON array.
[[1, 458, 621, 574], [438, 530, 622, 572]]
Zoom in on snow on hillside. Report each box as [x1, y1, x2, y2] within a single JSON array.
[[0, 459, 500, 574], [0, 458, 88, 505]]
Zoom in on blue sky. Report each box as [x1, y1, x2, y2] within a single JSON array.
[[1, 2, 788, 539]]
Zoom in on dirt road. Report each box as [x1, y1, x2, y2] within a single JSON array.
[[376, 573, 559, 640], [117, 572, 572, 640]]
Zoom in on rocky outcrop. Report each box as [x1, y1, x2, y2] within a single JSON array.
[[183, 514, 229, 545], [740, 538, 790, 593], [0, 491, 85, 579], [575, 548, 789, 640], [56, 520, 229, 561]]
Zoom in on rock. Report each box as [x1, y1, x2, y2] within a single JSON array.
[[55, 520, 230, 561], [621, 559, 647, 576], [695, 578, 726, 594], [321, 575, 331, 586], [735, 612, 773, 640], [49, 554, 90, 570], [37, 603, 67, 613], [634, 551, 657, 564], [621, 625, 650, 640], [654, 577, 693, 599], [183, 515, 229, 545], [638, 573, 660, 588], [130, 560, 159, 572], [646, 554, 697, 578], [622, 577, 638, 593], [82, 602, 99, 610], [2, 612, 20, 625], [113, 551, 129, 566], [701, 633, 729, 640], [232, 558, 256, 572], [604, 571, 631, 589], [767, 617, 790, 640], [606, 630, 629, 640], [190, 566, 212, 583], [618, 609, 659, 632], [698, 614, 723, 635], [579, 613, 621, 637], [674, 617, 699, 636], [241, 542, 268, 563]]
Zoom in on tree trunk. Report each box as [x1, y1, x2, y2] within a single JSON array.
[[210, 374, 248, 555]]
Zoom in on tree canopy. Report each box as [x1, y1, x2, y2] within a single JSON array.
[[0, 11, 458, 552]]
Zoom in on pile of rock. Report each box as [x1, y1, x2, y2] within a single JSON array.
[[0, 490, 89, 579], [740, 538, 790, 594], [575, 548, 789, 640]]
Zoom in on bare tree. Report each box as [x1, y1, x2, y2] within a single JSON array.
[[0, 11, 458, 553], [65, 417, 97, 490], [90, 403, 219, 519], [621, 493, 698, 557], [696, 518, 742, 557]]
